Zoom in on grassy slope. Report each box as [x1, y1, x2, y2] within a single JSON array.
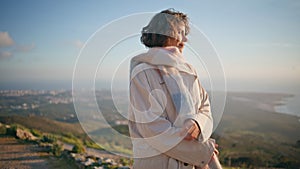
[[1, 92, 299, 167], [0, 136, 80, 169], [0, 115, 85, 137], [214, 92, 300, 167]]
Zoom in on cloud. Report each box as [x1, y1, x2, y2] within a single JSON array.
[[0, 50, 13, 59], [0, 31, 35, 61], [72, 40, 84, 49], [0, 32, 14, 47], [14, 43, 35, 52]]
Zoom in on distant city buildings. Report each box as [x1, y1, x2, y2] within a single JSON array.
[[0, 90, 72, 111], [0, 89, 128, 124]]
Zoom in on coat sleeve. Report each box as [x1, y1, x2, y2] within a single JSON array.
[[129, 69, 214, 167], [182, 64, 213, 142], [184, 82, 213, 142]]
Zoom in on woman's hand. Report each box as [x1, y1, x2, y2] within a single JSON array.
[[179, 119, 201, 141], [214, 143, 219, 155]]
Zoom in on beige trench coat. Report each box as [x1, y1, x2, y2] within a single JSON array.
[[128, 47, 215, 169]]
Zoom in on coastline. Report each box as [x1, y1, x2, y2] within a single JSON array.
[[217, 92, 300, 139], [215, 92, 300, 165], [230, 92, 300, 118], [274, 94, 300, 118]]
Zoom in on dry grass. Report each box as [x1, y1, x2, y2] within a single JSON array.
[[0, 136, 79, 169]]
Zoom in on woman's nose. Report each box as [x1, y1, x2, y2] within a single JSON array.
[[182, 35, 188, 42]]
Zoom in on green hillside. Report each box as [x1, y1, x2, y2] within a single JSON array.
[[0, 115, 84, 137], [0, 91, 299, 168]]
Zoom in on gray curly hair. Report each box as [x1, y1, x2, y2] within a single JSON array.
[[141, 9, 190, 48]]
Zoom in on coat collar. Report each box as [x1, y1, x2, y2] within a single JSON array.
[[131, 47, 195, 76]]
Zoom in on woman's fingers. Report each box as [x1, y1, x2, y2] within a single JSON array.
[[185, 126, 196, 140], [190, 127, 199, 139], [179, 120, 195, 136], [214, 149, 219, 155], [186, 121, 200, 140], [215, 143, 219, 148], [214, 143, 219, 155], [183, 134, 193, 141], [180, 120, 201, 140]]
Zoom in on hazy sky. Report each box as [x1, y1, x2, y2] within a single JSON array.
[[0, 0, 299, 93]]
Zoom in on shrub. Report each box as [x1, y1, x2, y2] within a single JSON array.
[[84, 139, 104, 150], [6, 124, 23, 136], [0, 125, 6, 134], [42, 134, 57, 143], [72, 141, 86, 154], [30, 129, 43, 138], [119, 157, 133, 166], [52, 142, 63, 157]]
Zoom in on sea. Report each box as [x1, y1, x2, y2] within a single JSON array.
[[1, 80, 300, 118], [274, 94, 300, 118]]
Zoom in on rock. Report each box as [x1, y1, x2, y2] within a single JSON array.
[[97, 159, 102, 165], [94, 167, 103, 169], [82, 158, 95, 166], [104, 158, 113, 164], [118, 167, 130, 169], [70, 153, 76, 158], [74, 154, 86, 162], [16, 128, 37, 141]]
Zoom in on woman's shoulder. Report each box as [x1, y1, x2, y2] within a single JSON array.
[[184, 62, 198, 74], [130, 62, 157, 78], [132, 62, 156, 71]]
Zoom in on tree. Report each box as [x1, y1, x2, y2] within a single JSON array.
[[52, 142, 63, 157], [41, 134, 57, 143], [72, 141, 86, 154]]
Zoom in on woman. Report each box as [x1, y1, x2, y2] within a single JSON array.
[[128, 9, 221, 169]]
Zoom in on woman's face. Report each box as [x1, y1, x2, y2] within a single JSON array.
[[176, 23, 187, 53], [167, 22, 187, 53], [176, 23, 188, 43]]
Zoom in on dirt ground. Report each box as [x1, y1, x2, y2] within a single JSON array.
[[0, 136, 78, 169]]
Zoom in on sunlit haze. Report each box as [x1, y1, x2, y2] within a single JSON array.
[[0, 0, 299, 94]]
